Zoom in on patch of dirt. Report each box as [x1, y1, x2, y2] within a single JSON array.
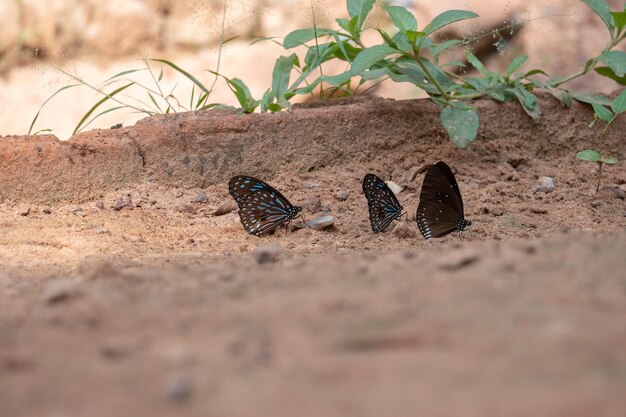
[[1, 95, 625, 416]]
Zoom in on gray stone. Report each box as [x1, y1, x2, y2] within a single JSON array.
[[335, 190, 350, 201], [536, 176, 555, 193], [194, 193, 209, 203], [303, 215, 335, 231]]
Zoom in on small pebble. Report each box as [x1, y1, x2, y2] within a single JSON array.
[[166, 375, 192, 403], [113, 196, 132, 211], [385, 180, 403, 195], [536, 176, 555, 193], [176, 204, 196, 214], [94, 201, 105, 210], [437, 249, 480, 271], [194, 193, 209, 203], [254, 244, 282, 264], [98, 227, 111, 235], [42, 207, 52, 214], [305, 215, 335, 231], [335, 190, 351, 201], [43, 278, 80, 305], [16, 206, 30, 216], [610, 187, 624, 200], [392, 222, 418, 239], [591, 201, 601, 209], [212, 202, 237, 216]]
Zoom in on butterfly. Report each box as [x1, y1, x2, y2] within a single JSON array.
[[228, 175, 302, 236], [362, 173, 404, 233], [416, 161, 471, 239]]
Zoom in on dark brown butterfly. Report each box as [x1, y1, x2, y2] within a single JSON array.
[[416, 161, 471, 239]]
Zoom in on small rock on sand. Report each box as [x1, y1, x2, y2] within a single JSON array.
[[392, 222, 418, 238], [536, 177, 555, 193], [254, 245, 282, 264]]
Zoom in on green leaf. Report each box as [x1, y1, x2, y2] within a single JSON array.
[[430, 39, 462, 57], [507, 55, 528, 75], [594, 66, 626, 84], [440, 102, 479, 148], [73, 82, 134, 135], [151, 59, 210, 95], [523, 69, 549, 78], [28, 83, 80, 135], [612, 89, 626, 113], [506, 86, 541, 121], [599, 51, 626, 77], [283, 28, 337, 49], [103, 68, 145, 84], [347, 0, 375, 32], [390, 59, 456, 95], [576, 149, 601, 162], [546, 88, 572, 108], [304, 42, 338, 70], [406, 30, 426, 45], [465, 50, 488, 76], [227, 78, 259, 112], [599, 157, 618, 164], [332, 39, 362, 62], [336, 16, 359, 36], [580, 0, 615, 33], [350, 44, 397, 75], [80, 106, 128, 132], [272, 54, 298, 99], [423, 10, 479, 35], [591, 102, 614, 121], [611, 11, 626, 30], [386, 6, 417, 31], [570, 91, 612, 106]]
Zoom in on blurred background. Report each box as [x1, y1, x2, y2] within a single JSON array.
[[0, 0, 623, 139]]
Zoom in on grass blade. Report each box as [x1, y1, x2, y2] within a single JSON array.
[[73, 82, 134, 135], [28, 84, 81, 135], [151, 59, 210, 95]]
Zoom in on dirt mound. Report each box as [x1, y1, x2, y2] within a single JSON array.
[[1, 94, 624, 205]]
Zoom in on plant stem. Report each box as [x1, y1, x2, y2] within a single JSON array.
[[596, 161, 603, 193], [554, 31, 626, 88], [412, 49, 450, 102], [208, 0, 229, 96]]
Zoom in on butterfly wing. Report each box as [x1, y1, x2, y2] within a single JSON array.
[[229, 175, 277, 204], [362, 173, 403, 233], [229, 176, 299, 236], [416, 161, 466, 239]]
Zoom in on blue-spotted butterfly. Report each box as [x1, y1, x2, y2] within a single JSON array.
[[228, 175, 302, 236], [362, 173, 404, 233], [416, 161, 471, 239]]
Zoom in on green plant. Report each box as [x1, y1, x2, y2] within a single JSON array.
[[29, 0, 626, 149], [576, 89, 626, 193], [263, 0, 626, 148]]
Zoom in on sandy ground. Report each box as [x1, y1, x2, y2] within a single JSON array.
[[1, 93, 626, 415]]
